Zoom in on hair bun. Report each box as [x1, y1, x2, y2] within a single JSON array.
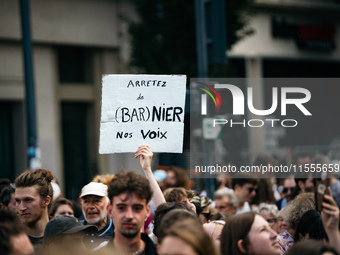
[[34, 169, 54, 182]]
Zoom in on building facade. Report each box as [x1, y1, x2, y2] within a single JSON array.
[[0, 0, 140, 199]]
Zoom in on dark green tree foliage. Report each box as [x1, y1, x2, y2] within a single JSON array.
[[127, 0, 254, 77]]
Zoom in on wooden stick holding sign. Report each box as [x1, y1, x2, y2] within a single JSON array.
[[99, 74, 187, 153]]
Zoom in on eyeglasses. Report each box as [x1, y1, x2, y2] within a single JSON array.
[[247, 187, 258, 193], [282, 187, 295, 194], [266, 218, 277, 225], [277, 217, 284, 222]]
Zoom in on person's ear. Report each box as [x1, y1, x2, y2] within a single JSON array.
[[44, 196, 51, 207], [107, 203, 113, 219], [231, 206, 237, 215], [146, 203, 151, 219], [298, 180, 305, 190], [237, 239, 247, 254]]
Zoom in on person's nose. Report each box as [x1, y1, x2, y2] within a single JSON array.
[[126, 207, 133, 218], [269, 228, 277, 239], [18, 202, 26, 211], [87, 201, 96, 208]]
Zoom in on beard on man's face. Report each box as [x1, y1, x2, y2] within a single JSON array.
[[122, 231, 139, 238]]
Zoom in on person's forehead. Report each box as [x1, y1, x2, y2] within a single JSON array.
[[251, 215, 269, 230], [284, 178, 295, 187], [260, 210, 272, 218], [217, 196, 229, 204], [15, 186, 39, 198], [242, 183, 255, 188], [57, 204, 73, 210], [113, 192, 147, 204], [167, 171, 175, 177], [81, 194, 105, 200]]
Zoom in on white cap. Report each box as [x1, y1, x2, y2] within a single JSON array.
[[80, 182, 108, 198], [52, 182, 62, 200]]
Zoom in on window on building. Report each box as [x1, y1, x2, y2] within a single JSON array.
[[61, 102, 97, 200], [57, 46, 93, 84]]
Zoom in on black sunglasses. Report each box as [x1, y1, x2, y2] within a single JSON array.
[[282, 187, 295, 194], [247, 187, 258, 193]]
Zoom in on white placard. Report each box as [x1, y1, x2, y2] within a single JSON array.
[[99, 74, 187, 153]]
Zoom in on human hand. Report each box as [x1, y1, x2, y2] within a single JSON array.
[[321, 188, 339, 234], [135, 144, 153, 172]]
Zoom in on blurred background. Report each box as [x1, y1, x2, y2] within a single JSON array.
[[1, 0, 340, 199]]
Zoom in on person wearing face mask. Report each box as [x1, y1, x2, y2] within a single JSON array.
[[220, 212, 281, 255]]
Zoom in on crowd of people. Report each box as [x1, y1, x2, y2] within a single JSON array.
[[1, 145, 340, 255]]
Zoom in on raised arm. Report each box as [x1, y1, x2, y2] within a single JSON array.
[[135, 145, 166, 208], [321, 188, 340, 254]]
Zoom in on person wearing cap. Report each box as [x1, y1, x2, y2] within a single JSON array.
[[43, 215, 97, 251], [79, 182, 114, 250]]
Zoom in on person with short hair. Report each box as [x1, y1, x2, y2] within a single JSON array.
[[15, 169, 54, 251], [232, 173, 258, 214], [0, 184, 17, 213], [152, 202, 194, 244], [214, 189, 239, 215], [163, 187, 196, 213], [105, 170, 157, 255], [258, 203, 280, 233], [79, 181, 114, 250], [276, 177, 296, 210]]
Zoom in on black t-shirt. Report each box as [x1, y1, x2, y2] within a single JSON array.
[[99, 233, 157, 255], [29, 235, 44, 251]]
